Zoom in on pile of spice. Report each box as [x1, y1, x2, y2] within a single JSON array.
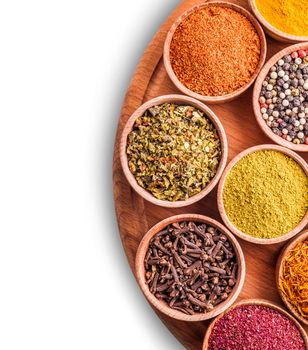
[[144, 221, 238, 315], [208, 304, 306, 350], [255, 0, 308, 37], [169, 6, 261, 96], [223, 150, 308, 239], [279, 238, 308, 320], [258, 50, 308, 145], [126, 103, 221, 201]]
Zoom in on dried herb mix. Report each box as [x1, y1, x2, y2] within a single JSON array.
[[169, 6, 261, 96], [144, 221, 238, 315], [208, 305, 306, 350], [280, 239, 308, 320], [223, 150, 308, 239], [126, 103, 221, 201]]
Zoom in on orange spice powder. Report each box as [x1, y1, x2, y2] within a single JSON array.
[[169, 6, 261, 96]]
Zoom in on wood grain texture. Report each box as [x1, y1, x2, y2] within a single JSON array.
[[112, 0, 308, 348]]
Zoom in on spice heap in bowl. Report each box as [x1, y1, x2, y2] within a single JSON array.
[[218, 145, 308, 244], [203, 300, 308, 350], [164, 2, 266, 103], [277, 230, 308, 325], [256, 48, 308, 147], [121, 95, 227, 208], [135, 215, 245, 321], [250, 0, 308, 42]]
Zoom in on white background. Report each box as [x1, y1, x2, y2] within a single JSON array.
[[0, 0, 184, 349]]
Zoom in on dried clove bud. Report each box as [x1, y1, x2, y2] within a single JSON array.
[[144, 221, 238, 315]]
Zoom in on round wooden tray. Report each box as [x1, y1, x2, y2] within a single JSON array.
[[112, 0, 308, 349]]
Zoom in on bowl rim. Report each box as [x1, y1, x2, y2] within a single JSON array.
[[202, 298, 308, 349], [135, 214, 246, 322], [252, 42, 308, 153], [276, 229, 308, 325], [120, 94, 228, 208], [249, 0, 308, 43], [163, 1, 267, 104], [217, 144, 308, 245]]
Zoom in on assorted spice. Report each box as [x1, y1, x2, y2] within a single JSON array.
[[169, 6, 261, 96], [208, 305, 306, 350], [144, 221, 238, 315], [223, 150, 308, 239], [279, 238, 308, 320], [255, 0, 308, 37], [259, 50, 308, 145], [122, 3, 308, 344], [126, 103, 221, 201]]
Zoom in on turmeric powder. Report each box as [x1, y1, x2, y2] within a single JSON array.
[[255, 0, 308, 37]]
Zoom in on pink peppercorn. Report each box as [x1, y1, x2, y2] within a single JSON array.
[[298, 50, 306, 58], [291, 51, 298, 59], [208, 305, 305, 350], [305, 136, 308, 145]]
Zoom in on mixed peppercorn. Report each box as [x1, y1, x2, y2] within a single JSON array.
[[259, 50, 308, 145]]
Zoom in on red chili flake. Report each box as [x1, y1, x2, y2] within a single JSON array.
[[208, 305, 306, 350]]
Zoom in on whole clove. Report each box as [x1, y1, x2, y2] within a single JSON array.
[[144, 221, 238, 315]]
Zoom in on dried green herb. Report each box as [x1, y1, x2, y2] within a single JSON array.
[[126, 103, 222, 201]]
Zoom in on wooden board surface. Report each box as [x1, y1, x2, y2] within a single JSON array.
[[112, 0, 308, 348]]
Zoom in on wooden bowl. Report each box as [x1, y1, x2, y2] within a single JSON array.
[[249, 0, 308, 43], [120, 94, 228, 208], [203, 299, 308, 349], [253, 42, 308, 153], [135, 214, 246, 322], [217, 144, 308, 245], [163, 1, 267, 104], [276, 230, 308, 325]]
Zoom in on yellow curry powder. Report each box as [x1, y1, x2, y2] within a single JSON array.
[[223, 150, 308, 239], [255, 0, 308, 37]]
